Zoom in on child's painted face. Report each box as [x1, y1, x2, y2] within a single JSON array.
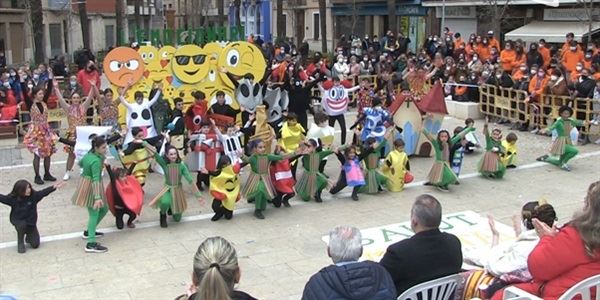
[[492, 129, 502, 140], [255, 142, 266, 154], [439, 132, 449, 142], [167, 148, 178, 162], [216, 95, 225, 104], [200, 126, 210, 134]]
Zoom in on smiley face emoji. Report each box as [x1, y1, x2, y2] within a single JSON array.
[[103, 47, 145, 87], [171, 45, 208, 84], [218, 41, 266, 87]]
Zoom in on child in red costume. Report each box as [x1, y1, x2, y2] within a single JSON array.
[[270, 146, 300, 208]]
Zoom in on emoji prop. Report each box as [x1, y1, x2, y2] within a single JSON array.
[[319, 80, 359, 116], [171, 44, 209, 84], [232, 77, 264, 114], [138, 45, 173, 87], [264, 86, 289, 123], [248, 105, 276, 152], [121, 90, 162, 145], [209, 163, 241, 211], [103, 47, 145, 87], [218, 41, 267, 89]]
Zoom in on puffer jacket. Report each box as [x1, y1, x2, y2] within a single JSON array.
[[302, 261, 396, 300]]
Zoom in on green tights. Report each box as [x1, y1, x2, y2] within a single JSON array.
[[87, 205, 108, 243]]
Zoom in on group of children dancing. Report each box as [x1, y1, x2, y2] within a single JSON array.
[[1, 68, 590, 254]]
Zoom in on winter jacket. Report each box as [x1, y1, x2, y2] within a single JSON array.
[[492, 225, 600, 300], [302, 260, 396, 300]]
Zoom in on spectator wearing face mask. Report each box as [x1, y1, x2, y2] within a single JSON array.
[[454, 42, 467, 61], [487, 68, 514, 88], [467, 72, 480, 103], [538, 39, 551, 68], [561, 32, 581, 58], [570, 62, 584, 83], [468, 54, 483, 73], [500, 42, 516, 73], [7, 68, 22, 101], [76, 60, 100, 96], [476, 37, 491, 62], [526, 43, 544, 69], [65, 75, 83, 99], [453, 33, 463, 50], [487, 31, 500, 51], [513, 45, 526, 69], [583, 50, 593, 70], [332, 55, 350, 80], [527, 67, 548, 104], [573, 68, 596, 99], [562, 41, 584, 73], [546, 69, 569, 96]]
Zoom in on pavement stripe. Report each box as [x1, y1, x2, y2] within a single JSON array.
[[1, 150, 599, 249]]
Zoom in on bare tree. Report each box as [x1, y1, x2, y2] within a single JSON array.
[[134, 0, 142, 30], [233, 0, 241, 27], [116, 0, 126, 46], [387, 0, 396, 33], [319, 0, 327, 52], [480, 0, 511, 40], [577, 0, 598, 42], [29, 0, 45, 63], [351, 0, 357, 35], [78, 0, 90, 49], [277, 0, 284, 39], [218, 0, 225, 26]]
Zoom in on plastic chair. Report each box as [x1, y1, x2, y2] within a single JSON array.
[[503, 286, 543, 300], [503, 274, 600, 300], [397, 274, 462, 300]]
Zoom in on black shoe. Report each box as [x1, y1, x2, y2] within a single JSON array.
[[160, 213, 168, 228], [43, 174, 57, 182], [211, 213, 224, 221], [507, 165, 517, 169], [315, 193, 323, 203], [282, 199, 291, 207], [116, 217, 124, 230], [424, 182, 432, 186], [536, 155, 548, 162], [81, 231, 104, 239], [254, 209, 265, 219], [224, 211, 233, 220], [17, 242, 26, 254], [247, 198, 255, 203], [34, 176, 44, 185], [437, 186, 450, 192], [85, 242, 108, 253], [351, 194, 359, 201], [167, 208, 173, 216], [272, 198, 282, 208]]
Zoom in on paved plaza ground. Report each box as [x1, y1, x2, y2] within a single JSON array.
[[1, 114, 599, 300]]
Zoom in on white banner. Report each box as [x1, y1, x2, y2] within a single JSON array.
[[74, 126, 113, 160]]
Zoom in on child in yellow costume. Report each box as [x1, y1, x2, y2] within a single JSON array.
[[381, 138, 410, 192], [501, 132, 518, 168], [203, 155, 245, 221], [279, 113, 306, 153], [121, 127, 152, 185]]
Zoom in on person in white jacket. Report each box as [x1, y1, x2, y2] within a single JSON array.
[[332, 55, 350, 80]]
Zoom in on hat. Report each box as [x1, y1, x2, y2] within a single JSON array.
[[487, 31, 494, 35]]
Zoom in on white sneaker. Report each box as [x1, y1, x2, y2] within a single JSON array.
[[63, 172, 70, 181], [530, 128, 539, 134]]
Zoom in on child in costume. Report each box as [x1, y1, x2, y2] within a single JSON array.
[[502, 132, 518, 168], [381, 138, 411, 192], [54, 79, 96, 181], [147, 139, 203, 228], [119, 83, 162, 145], [168, 97, 186, 158], [306, 111, 335, 174], [121, 127, 153, 186], [329, 145, 368, 201], [187, 120, 221, 191], [72, 136, 110, 253], [279, 113, 305, 177], [242, 139, 299, 219], [295, 138, 334, 202], [450, 126, 470, 177], [211, 120, 243, 165], [1, 180, 65, 253], [536, 106, 588, 171], [270, 146, 299, 207], [479, 118, 506, 179], [356, 77, 375, 117], [423, 125, 475, 192], [105, 163, 142, 229], [98, 88, 120, 130], [464, 118, 481, 153], [319, 77, 360, 145], [352, 97, 390, 145], [359, 137, 388, 194], [209, 90, 240, 121], [202, 155, 244, 221]]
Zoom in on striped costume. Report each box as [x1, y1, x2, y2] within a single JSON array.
[[295, 150, 334, 201]]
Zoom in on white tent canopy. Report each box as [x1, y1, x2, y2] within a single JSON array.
[[505, 21, 600, 44]]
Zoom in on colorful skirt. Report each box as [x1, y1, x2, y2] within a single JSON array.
[[241, 173, 276, 201], [150, 185, 187, 214], [63, 130, 76, 153], [549, 136, 569, 156], [72, 177, 106, 208], [456, 270, 497, 300], [479, 151, 506, 178], [295, 171, 328, 201], [428, 161, 458, 187], [359, 169, 387, 194], [23, 124, 57, 158]]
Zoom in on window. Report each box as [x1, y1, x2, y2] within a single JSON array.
[[49, 23, 62, 57], [281, 13, 287, 37], [105, 25, 115, 48], [313, 13, 319, 40]]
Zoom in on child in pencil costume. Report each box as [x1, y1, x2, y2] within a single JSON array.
[[241, 139, 299, 219], [329, 145, 368, 201], [205, 156, 244, 221], [381, 139, 410, 192], [479, 118, 506, 179], [359, 137, 388, 194], [501, 132, 518, 168], [147, 140, 203, 228], [423, 125, 475, 192], [295, 138, 334, 203], [536, 106, 588, 172]]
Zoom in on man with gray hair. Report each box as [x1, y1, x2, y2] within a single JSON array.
[[302, 225, 396, 300], [380, 194, 462, 296]]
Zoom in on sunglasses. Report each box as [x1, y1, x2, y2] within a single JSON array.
[[175, 55, 206, 65]]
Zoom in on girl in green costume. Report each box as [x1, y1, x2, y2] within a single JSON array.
[[295, 138, 334, 202], [242, 139, 299, 219], [537, 106, 588, 171], [479, 117, 506, 179], [147, 137, 203, 228], [72, 136, 109, 253], [359, 137, 388, 194], [423, 125, 475, 192]]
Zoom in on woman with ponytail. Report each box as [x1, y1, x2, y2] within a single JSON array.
[[175, 236, 256, 300], [72, 136, 109, 253]]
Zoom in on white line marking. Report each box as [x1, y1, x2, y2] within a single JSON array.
[[2, 150, 599, 249]]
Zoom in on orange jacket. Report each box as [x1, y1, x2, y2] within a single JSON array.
[[455, 85, 467, 96], [561, 43, 581, 57], [489, 38, 500, 51], [561, 50, 584, 72], [528, 75, 548, 96], [500, 49, 516, 72], [583, 60, 592, 70], [570, 71, 581, 82], [594, 72, 600, 80], [538, 47, 551, 68], [454, 38, 464, 50], [476, 44, 491, 62], [512, 69, 526, 81]]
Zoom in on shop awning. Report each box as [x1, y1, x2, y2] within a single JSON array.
[[504, 21, 600, 43]]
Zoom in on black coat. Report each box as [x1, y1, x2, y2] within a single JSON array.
[[379, 229, 463, 296], [302, 260, 397, 300], [0, 186, 56, 227], [526, 51, 544, 68]]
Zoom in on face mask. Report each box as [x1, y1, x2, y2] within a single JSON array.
[[70, 81, 77, 86], [530, 70, 537, 75], [496, 74, 502, 79], [551, 75, 558, 81], [9, 72, 16, 77], [3, 82, 10, 88], [280, 49, 285, 54], [371, 59, 376, 62], [338, 59, 344, 63], [363, 58, 368, 62], [471, 76, 477, 80], [538, 72, 545, 77], [27, 84, 33, 89], [576, 66, 583, 71], [520, 67, 527, 71], [473, 57, 478, 61], [570, 47, 577, 51], [586, 55, 592, 59], [33, 74, 39, 80], [482, 71, 490, 77], [446, 66, 451, 71]]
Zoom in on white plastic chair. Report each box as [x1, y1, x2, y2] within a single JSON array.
[[503, 274, 600, 300], [397, 274, 462, 300]]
